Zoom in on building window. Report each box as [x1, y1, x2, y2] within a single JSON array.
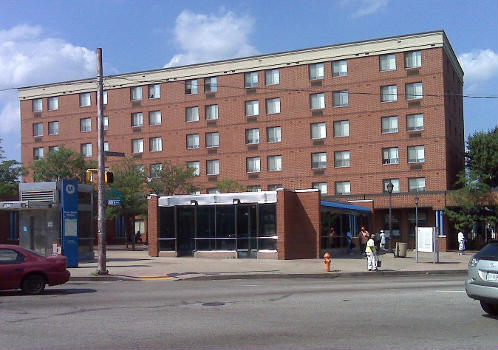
[[187, 134, 200, 149], [245, 72, 258, 88], [409, 177, 426, 192], [131, 112, 143, 127], [406, 82, 423, 100], [335, 181, 351, 195], [380, 54, 396, 71], [130, 87, 142, 101], [383, 213, 401, 237], [382, 147, 399, 165], [186, 107, 199, 122], [268, 155, 282, 172], [408, 145, 425, 163], [381, 116, 398, 133], [132, 139, 144, 153], [104, 142, 109, 152], [187, 161, 200, 176], [312, 152, 327, 169], [267, 126, 281, 143], [246, 128, 260, 144], [33, 123, 43, 137], [407, 113, 424, 131], [207, 188, 220, 194], [266, 98, 281, 114], [309, 63, 324, 80], [80, 118, 92, 132], [332, 60, 348, 77], [80, 92, 91, 107], [247, 185, 261, 192], [245, 100, 259, 116], [33, 147, 44, 160], [33, 98, 42, 112], [103, 116, 109, 130], [265, 69, 280, 85], [334, 120, 349, 137], [405, 51, 421, 69], [149, 111, 161, 126], [204, 77, 217, 93], [185, 79, 198, 94], [150, 163, 163, 178], [246, 157, 261, 173], [311, 122, 326, 139], [206, 160, 220, 175], [49, 146, 59, 153], [103, 91, 108, 105], [383, 179, 400, 193], [149, 137, 162, 152], [206, 132, 219, 148], [310, 93, 325, 109], [268, 184, 283, 191], [313, 182, 328, 195], [205, 105, 218, 120], [81, 143, 92, 157], [380, 85, 398, 102], [334, 151, 350, 168], [48, 121, 59, 135], [148, 84, 160, 99], [48, 97, 58, 111], [333, 90, 349, 107]]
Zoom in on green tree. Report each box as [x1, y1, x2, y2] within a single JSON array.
[[216, 178, 244, 193], [31, 146, 96, 183], [466, 127, 498, 187], [0, 139, 23, 198], [147, 161, 196, 195], [105, 158, 147, 250]]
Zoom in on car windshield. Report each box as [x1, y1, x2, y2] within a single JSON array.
[[20, 247, 46, 258], [475, 243, 498, 261]]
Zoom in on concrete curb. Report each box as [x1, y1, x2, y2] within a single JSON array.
[[69, 269, 468, 282]]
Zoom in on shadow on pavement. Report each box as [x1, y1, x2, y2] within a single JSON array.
[[0, 288, 97, 297]]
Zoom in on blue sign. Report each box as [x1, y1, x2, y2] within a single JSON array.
[[107, 199, 121, 206], [61, 179, 79, 267]]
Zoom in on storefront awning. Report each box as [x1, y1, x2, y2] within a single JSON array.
[[321, 200, 371, 213]]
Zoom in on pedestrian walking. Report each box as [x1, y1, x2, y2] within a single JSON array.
[[358, 227, 370, 256], [379, 230, 386, 251], [366, 234, 378, 271], [328, 227, 336, 248], [458, 231, 466, 255], [346, 231, 353, 255]]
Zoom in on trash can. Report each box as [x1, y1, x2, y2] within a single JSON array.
[[395, 242, 407, 257]]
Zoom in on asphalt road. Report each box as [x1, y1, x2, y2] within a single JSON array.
[[0, 274, 496, 350]]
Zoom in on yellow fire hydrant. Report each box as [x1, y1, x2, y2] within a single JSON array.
[[323, 252, 331, 272]]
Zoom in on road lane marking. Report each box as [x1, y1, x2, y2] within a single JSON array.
[[139, 276, 174, 281], [437, 290, 465, 293]]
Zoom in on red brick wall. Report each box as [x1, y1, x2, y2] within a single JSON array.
[[147, 195, 159, 256], [277, 189, 321, 259]]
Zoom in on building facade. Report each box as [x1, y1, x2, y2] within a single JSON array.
[[18, 30, 465, 251]]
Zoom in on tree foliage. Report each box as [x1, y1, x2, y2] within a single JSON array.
[[216, 178, 244, 193], [466, 127, 498, 188], [0, 139, 23, 198], [147, 161, 195, 195], [31, 146, 96, 183]]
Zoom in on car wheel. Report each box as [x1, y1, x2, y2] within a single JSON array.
[[21, 274, 46, 295], [480, 301, 498, 316]]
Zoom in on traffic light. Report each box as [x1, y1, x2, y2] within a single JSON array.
[[105, 171, 114, 184], [86, 170, 92, 184]]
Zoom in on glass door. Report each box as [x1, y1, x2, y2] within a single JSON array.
[[237, 204, 257, 258], [176, 206, 195, 256]]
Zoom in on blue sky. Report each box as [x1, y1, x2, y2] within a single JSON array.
[[1, 0, 497, 161]]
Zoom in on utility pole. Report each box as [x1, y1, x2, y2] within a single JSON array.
[[96, 48, 108, 275]]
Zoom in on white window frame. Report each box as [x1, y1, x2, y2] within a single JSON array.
[[149, 137, 162, 152], [131, 112, 143, 127], [187, 134, 200, 149], [383, 179, 400, 193], [104, 141, 109, 152], [185, 79, 198, 95], [205, 132, 219, 148], [381, 116, 398, 134], [313, 182, 328, 195], [132, 139, 144, 154], [246, 157, 261, 173], [150, 163, 163, 178], [312, 152, 327, 169], [311, 122, 326, 139], [130, 87, 142, 101], [381, 85, 398, 102], [187, 161, 200, 176], [333, 90, 349, 107], [33, 98, 43, 112], [48, 97, 58, 111], [80, 118, 92, 132], [33, 147, 44, 160], [186, 106, 199, 122], [267, 126, 281, 143], [409, 177, 426, 192], [148, 84, 160, 99], [406, 82, 423, 100], [49, 146, 59, 153], [332, 60, 348, 77], [380, 54, 396, 71], [149, 111, 161, 126], [268, 155, 282, 172], [335, 181, 351, 195], [266, 98, 281, 114], [205, 104, 219, 120], [245, 100, 259, 116], [245, 72, 258, 88], [265, 69, 280, 85], [33, 123, 43, 137], [268, 184, 283, 191], [334, 120, 349, 137], [247, 186, 261, 192], [405, 51, 421, 69], [407, 113, 424, 131], [246, 128, 260, 144], [48, 121, 59, 135], [204, 77, 218, 93], [309, 63, 324, 80], [334, 151, 351, 168], [103, 116, 109, 130], [382, 147, 400, 165], [310, 93, 325, 110], [206, 160, 220, 176], [408, 145, 425, 163], [81, 143, 92, 157], [80, 92, 91, 107], [103, 91, 108, 105]]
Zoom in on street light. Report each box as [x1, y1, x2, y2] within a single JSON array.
[[415, 196, 419, 263], [387, 180, 394, 253]]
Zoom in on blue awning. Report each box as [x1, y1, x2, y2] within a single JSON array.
[[321, 200, 371, 213]]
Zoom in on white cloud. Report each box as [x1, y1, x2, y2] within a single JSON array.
[[0, 24, 97, 156], [165, 10, 258, 67], [344, 0, 389, 18], [458, 49, 498, 85]]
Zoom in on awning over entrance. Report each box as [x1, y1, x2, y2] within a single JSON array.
[[321, 200, 371, 214]]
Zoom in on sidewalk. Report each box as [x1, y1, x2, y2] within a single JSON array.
[[68, 246, 471, 282]]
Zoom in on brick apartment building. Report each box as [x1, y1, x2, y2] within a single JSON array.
[[17, 30, 465, 253]]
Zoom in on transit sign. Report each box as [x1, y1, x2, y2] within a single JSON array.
[[104, 151, 125, 157]]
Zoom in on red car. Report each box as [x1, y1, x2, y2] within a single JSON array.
[[0, 245, 70, 294]]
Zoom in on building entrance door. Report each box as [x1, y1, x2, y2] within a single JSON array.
[[176, 206, 195, 256], [237, 204, 257, 258]]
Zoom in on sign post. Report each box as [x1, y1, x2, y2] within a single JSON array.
[[61, 179, 79, 267]]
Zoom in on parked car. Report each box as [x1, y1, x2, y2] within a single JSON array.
[[465, 241, 498, 316], [0, 245, 70, 294]]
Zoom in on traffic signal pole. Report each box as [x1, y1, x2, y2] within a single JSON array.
[[96, 48, 108, 275]]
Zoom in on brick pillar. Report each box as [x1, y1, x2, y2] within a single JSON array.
[[147, 195, 159, 257]]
